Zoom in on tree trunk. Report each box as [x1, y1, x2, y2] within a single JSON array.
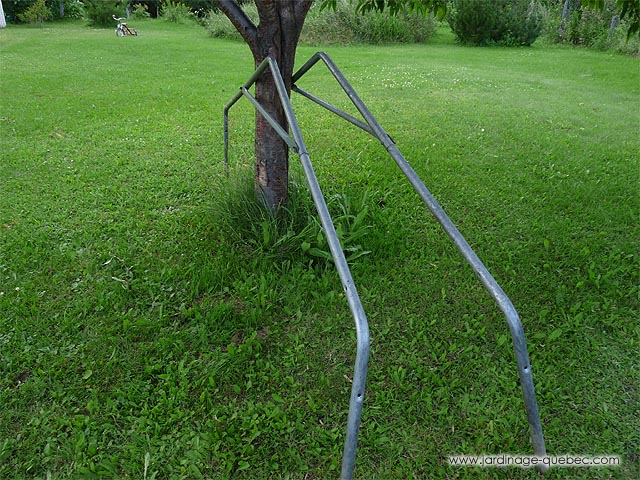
[[254, 72, 290, 213], [608, 14, 620, 39], [215, 0, 312, 214], [252, 8, 293, 213], [559, 0, 572, 38]]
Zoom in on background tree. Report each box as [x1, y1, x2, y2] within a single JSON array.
[[448, 0, 544, 46], [213, 0, 445, 213], [559, 0, 576, 38], [17, 0, 51, 25], [587, 0, 640, 37], [552, 0, 638, 45]]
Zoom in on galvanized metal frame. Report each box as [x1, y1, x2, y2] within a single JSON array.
[[223, 52, 547, 480], [224, 57, 371, 480]]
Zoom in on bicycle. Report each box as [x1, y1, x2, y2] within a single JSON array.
[[113, 15, 139, 37]]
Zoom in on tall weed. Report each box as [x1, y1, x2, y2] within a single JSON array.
[[161, 0, 194, 24], [211, 170, 374, 266]]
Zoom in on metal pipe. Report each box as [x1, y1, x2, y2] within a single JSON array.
[[240, 87, 298, 151], [292, 85, 377, 137], [224, 57, 302, 164], [225, 56, 372, 480], [223, 106, 229, 171], [265, 57, 371, 480], [223, 57, 272, 170], [385, 142, 548, 465], [265, 58, 372, 479], [292, 51, 548, 470]]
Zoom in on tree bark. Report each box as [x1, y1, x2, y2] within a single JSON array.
[[215, 0, 312, 214]]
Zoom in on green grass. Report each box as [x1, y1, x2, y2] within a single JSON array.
[[1, 19, 639, 479]]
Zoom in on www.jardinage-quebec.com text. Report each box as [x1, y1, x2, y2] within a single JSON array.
[[447, 455, 621, 468]]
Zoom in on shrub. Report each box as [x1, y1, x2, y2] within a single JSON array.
[[130, 3, 151, 20], [17, 0, 52, 26], [2, 0, 33, 22], [84, 0, 128, 27], [61, 0, 85, 19], [298, 1, 355, 44], [48, 0, 85, 19], [335, 3, 437, 44], [161, 0, 194, 24], [448, 0, 545, 46]]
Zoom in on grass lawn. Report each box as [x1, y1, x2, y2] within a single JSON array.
[[1, 19, 638, 479]]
